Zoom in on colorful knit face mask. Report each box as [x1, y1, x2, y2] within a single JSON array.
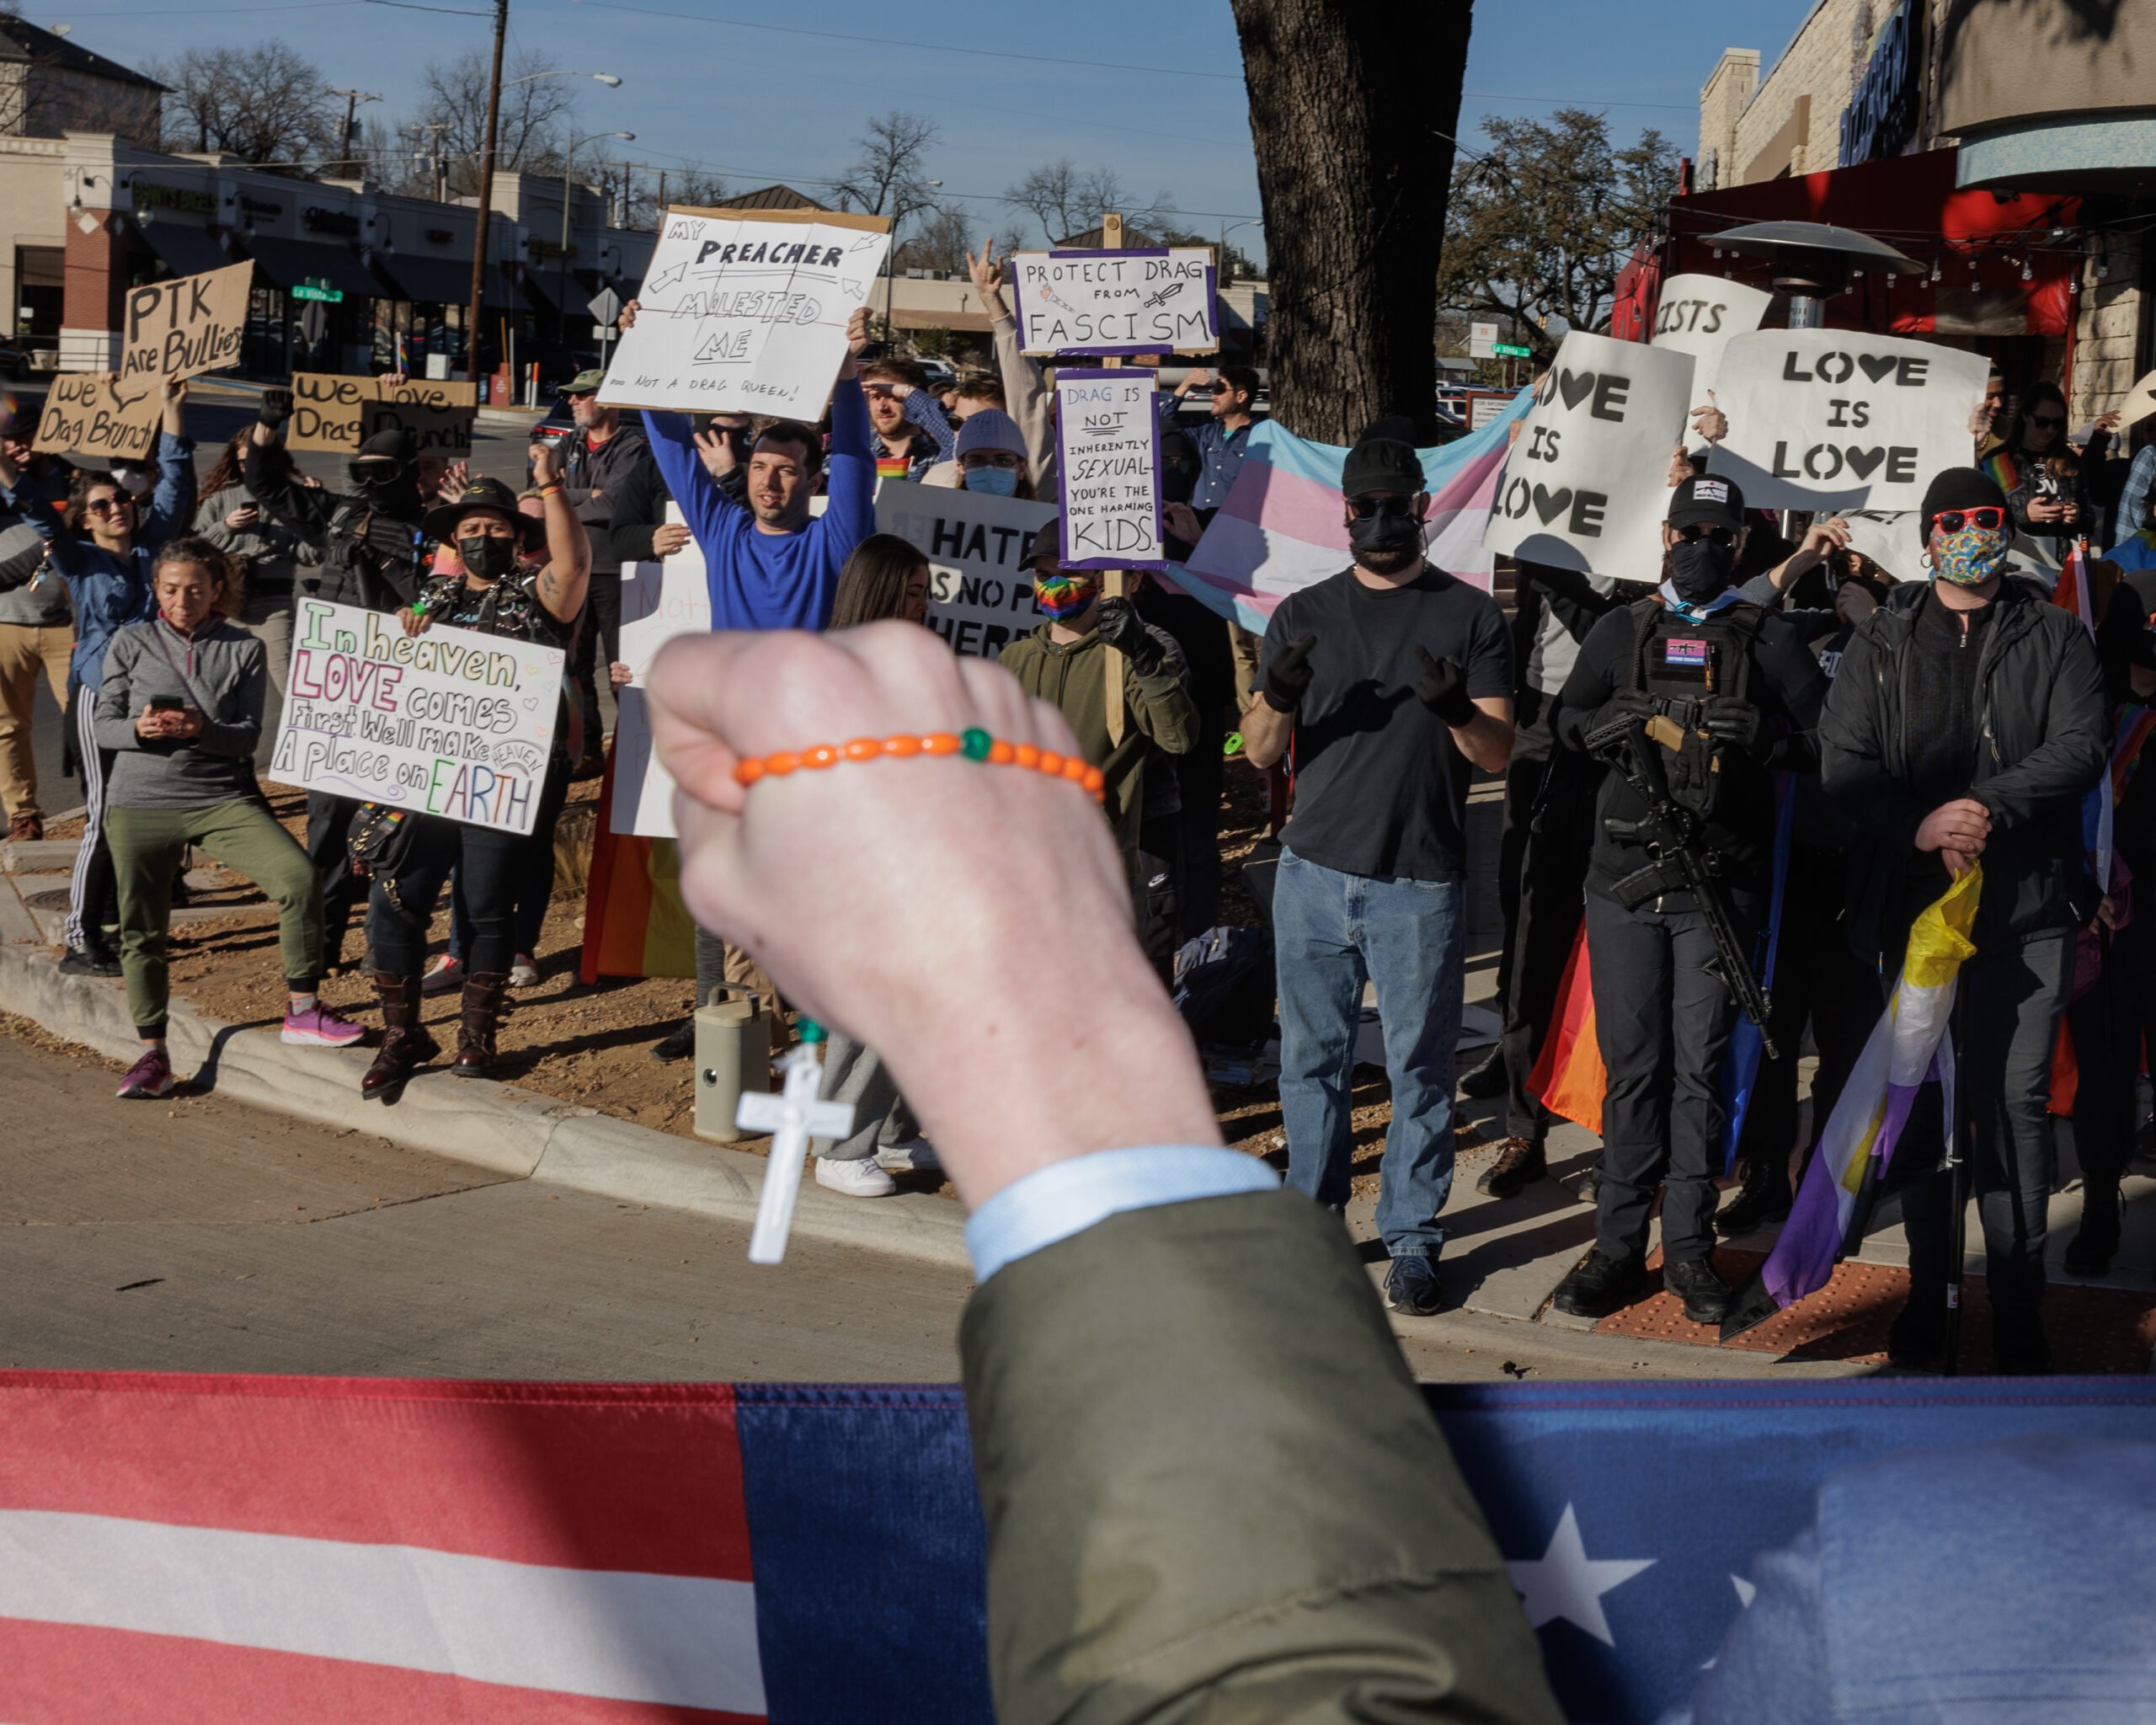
[[1929, 521, 2010, 587], [1033, 572, 1097, 619]]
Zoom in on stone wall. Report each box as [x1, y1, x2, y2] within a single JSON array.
[[2069, 235, 2148, 425]]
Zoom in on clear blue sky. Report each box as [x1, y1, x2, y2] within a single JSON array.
[[43, 0, 1816, 259]]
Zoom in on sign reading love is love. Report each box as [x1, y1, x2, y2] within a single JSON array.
[[1705, 328, 1991, 514], [1482, 330, 1695, 581]]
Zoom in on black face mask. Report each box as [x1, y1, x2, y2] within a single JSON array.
[[1668, 535, 1736, 602], [350, 459, 406, 491], [1347, 501, 1423, 558], [456, 532, 518, 582]]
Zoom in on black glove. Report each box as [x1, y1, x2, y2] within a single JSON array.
[[1603, 689, 1653, 725], [1412, 646, 1477, 727], [258, 387, 293, 431], [1262, 633, 1317, 713], [1704, 697, 1764, 752], [1093, 595, 1163, 672]]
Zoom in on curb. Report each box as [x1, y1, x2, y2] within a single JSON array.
[[0, 945, 973, 1274]]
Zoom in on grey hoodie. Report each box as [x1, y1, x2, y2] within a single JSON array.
[[93, 615, 266, 809]]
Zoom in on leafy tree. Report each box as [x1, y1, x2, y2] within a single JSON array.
[[154, 41, 336, 166], [1436, 109, 1680, 360]]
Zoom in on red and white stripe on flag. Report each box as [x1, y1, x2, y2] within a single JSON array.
[[0, 1372, 765, 1722]]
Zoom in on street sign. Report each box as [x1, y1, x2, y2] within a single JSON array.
[[1469, 320, 1498, 359], [297, 301, 328, 347], [1493, 341, 1533, 359], [291, 283, 343, 304], [588, 286, 622, 327]]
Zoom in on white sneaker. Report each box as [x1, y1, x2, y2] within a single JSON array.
[[877, 1137, 941, 1174], [420, 953, 465, 996], [814, 1156, 897, 1198], [508, 953, 540, 989]]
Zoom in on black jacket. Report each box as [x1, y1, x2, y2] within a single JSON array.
[[560, 422, 652, 578], [242, 442, 429, 614], [1820, 575, 2106, 965], [606, 450, 744, 565]]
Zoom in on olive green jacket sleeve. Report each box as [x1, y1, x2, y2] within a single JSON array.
[[959, 1189, 1564, 1725]]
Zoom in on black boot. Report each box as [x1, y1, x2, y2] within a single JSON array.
[[1552, 1248, 1647, 1318], [1457, 1044, 1507, 1100], [2063, 1174, 2122, 1278], [451, 972, 509, 1078], [651, 1017, 696, 1061], [1476, 1136, 1546, 1199], [1716, 1151, 1794, 1236], [1992, 1296, 2052, 1375], [361, 972, 440, 1100], [1663, 1254, 1732, 1324], [1886, 1289, 1949, 1370]]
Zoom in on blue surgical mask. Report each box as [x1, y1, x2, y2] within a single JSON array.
[[967, 466, 1019, 498]]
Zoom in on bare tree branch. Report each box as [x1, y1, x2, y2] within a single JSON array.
[[831, 110, 940, 223], [152, 41, 335, 165]]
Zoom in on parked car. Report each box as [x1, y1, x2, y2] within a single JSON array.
[[916, 357, 957, 387], [0, 339, 31, 381], [529, 392, 577, 451]]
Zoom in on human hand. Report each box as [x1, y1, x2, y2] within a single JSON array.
[[609, 660, 634, 691], [437, 458, 470, 499], [223, 505, 260, 531], [1916, 797, 1991, 857], [1093, 595, 1163, 671], [1833, 579, 1878, 626], [1689, 392, 1726, 444], [1801, 517, 1852, 562], [1260, 633, 1316, 713], [653, 521, 691, 557], [135, 708, 175, 740], [966, 242, 1003, 297], [168, 706, 205, 740], [1412, 646, 1476, 726], [1941, 846, 1978, 878], [398, 605, 433, 638], [846, 307, 871, 359], [528, 444, 559, 489], [617, 298, 639, 331], [298, 472, 323, 489], [2096, 895, 2119, 932], [693, 425, 738, 478], [1969, 400, 1995, 439], [1178, 370, 1213, 400], [258, 387, 294, 430], [2058, 499, 2082, 525], [1703, 697, 1764, 750], [162, 376, 189, 407], [2095, 411, 2122, 435], [2028, 497, 2063, 523], [1162, 500, 1203, 545], [1666, 446, 1693, 488], [647, 622, 1224, 1206]]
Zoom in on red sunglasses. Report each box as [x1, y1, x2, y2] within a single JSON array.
[[1931, 506, 2004, 533]]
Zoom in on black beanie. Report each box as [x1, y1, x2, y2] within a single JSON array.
[[1916, 467, 2006, 546], [356, 425, 419, 462], [1342, 434, 1423, 498]]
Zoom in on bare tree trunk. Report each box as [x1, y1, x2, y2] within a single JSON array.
[[1229, 0, 1473, 446]]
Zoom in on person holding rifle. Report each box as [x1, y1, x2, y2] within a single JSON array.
[[1550, 475, 1827, 1324]]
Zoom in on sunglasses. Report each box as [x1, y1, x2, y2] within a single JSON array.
[[1677, 522, 1737, 547], [82, 496, 131, 515], [2027, 414, 2063, 430], [1931, 506, 2005, 533]]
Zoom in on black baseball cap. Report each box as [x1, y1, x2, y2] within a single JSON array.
[[1668, 473, 1745, 532], [1341, 432, 1423, 499]]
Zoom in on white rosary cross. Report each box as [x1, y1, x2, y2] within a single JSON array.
[[738, 1039, 857, 1265]]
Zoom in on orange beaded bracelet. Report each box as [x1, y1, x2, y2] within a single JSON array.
[[733, 727, 1106, 803]]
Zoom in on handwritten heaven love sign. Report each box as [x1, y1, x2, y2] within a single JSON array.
[[1652, 274, 1774, 451], [120, 260, 250, 383], [34, 372, 162, 462], [610, 505, 709, 840], [287, 373, 478, 456], [877, 478, 1057, 660], [1482, 331, 1695, 580], [1706, 329, 1991, 514], [1010, 248, 1219, 357], [268, 599, 563, 836], [1054, 367, 1165, 569], [596, 206, 892, 419]]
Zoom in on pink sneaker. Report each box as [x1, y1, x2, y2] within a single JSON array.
[[281, 1003, 367, 1047], [115, 1046, 173, 1099]]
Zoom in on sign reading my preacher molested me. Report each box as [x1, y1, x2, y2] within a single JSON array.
[[1481, 330, 1696, 579], [266, 600, 564, 838], [1010, 248, 1219, 357], [596, 206, 893, 419], [286, 373, 479, 457], [1054, 368, 1166, 569], [120, 260, 251, 384], [877, 478, 1057, 661], [1706, 328, 1992, 514]]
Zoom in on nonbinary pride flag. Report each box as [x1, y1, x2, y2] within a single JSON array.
[[1164, 394, 1532, 633]]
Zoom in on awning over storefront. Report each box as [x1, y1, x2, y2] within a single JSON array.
[[137, 222, 238, 280], [244, 237, 385, 302], [368, 250, 473, 307]]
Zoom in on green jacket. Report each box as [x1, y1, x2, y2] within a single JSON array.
[[1000, 620, 1198, 856], [960, 1190, 1565, 1724]]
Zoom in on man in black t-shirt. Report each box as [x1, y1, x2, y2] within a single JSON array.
[[1242, 430, 1514, 1317]]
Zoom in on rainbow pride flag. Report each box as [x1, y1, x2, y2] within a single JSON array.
[[1162, 395, 1533, 632], [579, 746, 697, 983]]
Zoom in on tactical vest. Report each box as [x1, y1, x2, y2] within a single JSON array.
[[306, 497, 431, 615], [1620, 595, 1767, 825]]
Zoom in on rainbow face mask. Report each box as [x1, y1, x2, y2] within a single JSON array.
[[1033, 572, 1097, 619], [1929, 522, 2010, 588]]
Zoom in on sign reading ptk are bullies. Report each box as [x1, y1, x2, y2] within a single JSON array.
[[267, 601, 564, 836], [596, 206, 892, 419], [1054, 368, 1166, 569], [120, 261, 251, 384], [1009, 248, 1219, 356]]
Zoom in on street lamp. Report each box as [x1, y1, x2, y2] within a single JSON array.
[[563, 130, 636, 350], [509, 70, 623, 87]]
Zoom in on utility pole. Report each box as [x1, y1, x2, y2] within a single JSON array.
[[656, 168, 666, 221], [326, 88, 380, 178], [408, 122, 450, 204], [464, 0, 508, 388]]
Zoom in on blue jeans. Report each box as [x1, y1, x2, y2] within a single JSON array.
[[1272, 846, 1465, 1261]]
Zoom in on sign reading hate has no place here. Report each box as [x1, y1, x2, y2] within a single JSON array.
[[1482, 330, 1695, 581], [877, 478, 1057, 661], [1054, 368, 1165, 569], [1010, 248, 1219, 357], [120, 261, 251, 384], [33, 372, 162, 462], [268, 600, 563, 837], [595, 206, 892, 419], [286, 373, 479, 456], [1706, 328, 1992, 514]]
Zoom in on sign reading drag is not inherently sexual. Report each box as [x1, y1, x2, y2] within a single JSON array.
[[267, 600, 563, 836], [877, 478, 1057, 660], [119, 261, 251, 383], [1054, 367, 1166, 569], [1010, 248, 1219, 356], [596, 206, 891, 419], [286, 373, 478, 456], [1482, 330, 1695, 581], [1706, 328, 1992, 514]]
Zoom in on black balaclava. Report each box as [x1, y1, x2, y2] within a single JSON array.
[[350, 427, 424, 521]]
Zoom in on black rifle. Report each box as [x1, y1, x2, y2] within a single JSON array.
[[1583, 710, 1778, 1060]]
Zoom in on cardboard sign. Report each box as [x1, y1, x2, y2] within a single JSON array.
[[1706, 329, 1992, 514], [875, 478, 1057, 660], [286, 373, 478, 456], [1651, 273, 1774, 451], [1054, 367, 1164, 569], [358, 398, 474, 460], [120, 260, 250, 383], [1010, 248, 1219, 356], [33, 372, 162, 462], [268, 599, 564, 836], [1481, 331, 1696, 581], [609, 505, 709, 840], [596, 206, 892, 418]]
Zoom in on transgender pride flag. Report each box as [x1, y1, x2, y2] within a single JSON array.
[[1164, 395, 1533, 631]]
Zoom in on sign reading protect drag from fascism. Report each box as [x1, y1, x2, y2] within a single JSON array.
[[1706, 328, 1992, 514], [876, 478, 1057, 660], [595, 206, 892, 419], [1054, 367, 1166, 569], [120, 261, 251, 383], [1010, 248, 1219, 356], [268, 600, 564, 836]]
